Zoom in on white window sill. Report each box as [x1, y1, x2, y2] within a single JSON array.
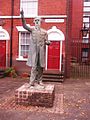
[[16, 57, 27, 61]]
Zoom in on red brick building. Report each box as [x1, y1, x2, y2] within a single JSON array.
[[0, 0, 84, 77]]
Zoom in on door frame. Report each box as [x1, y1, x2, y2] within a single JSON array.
[[45, 26, 65, 71]]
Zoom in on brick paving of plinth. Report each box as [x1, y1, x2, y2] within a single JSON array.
[[0, 92, 64, 114]]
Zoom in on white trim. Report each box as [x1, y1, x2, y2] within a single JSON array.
[[16, 32, 31, 60], [83, 7, 90, 12], [0, 26, 10, 40], [84, 2, 90, 6], [83, 33, 89, 38], [19, 33, 21, 58], [45, 45, 48, 70], [0, 16, 21, 19], [40, 15, 67, 18], [20, 0, 38, 2], [45, 19, 64, 23], [16, 25, 31, 31], [47, 26, 65, 41], [83, 17, 89, 22], [16, 57, 27, 61], [60, 41, 62, 71], [16, 55, 27, 61], [83, 14, 90, 17], [0, 15, 67, 19], [6, 41, 8, 67]]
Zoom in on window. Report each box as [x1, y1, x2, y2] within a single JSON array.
[[20, 0, 38, 17], [83, 17, 89, 23], [84, 7, 90, 12], [82, 17, 89, 43], [82, 38, 89, 43], [19, 32, 30, 59], [82, 33, 89, 43], [82, 48, 89, 62]]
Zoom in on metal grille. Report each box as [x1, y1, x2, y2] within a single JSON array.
[[70, 39, 90, 78]]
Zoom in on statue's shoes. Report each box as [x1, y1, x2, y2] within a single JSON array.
[[25, 83, 35, 88], [35, 83, 45, 89], [30, 85, 35, 89], [38, 81, 44, 86]]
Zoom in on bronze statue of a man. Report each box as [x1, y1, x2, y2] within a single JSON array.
[[20, 10, 50, 88]]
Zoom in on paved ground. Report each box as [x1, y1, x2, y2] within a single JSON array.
[[0, 77, 90, 120]]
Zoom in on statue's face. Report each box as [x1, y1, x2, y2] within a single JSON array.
[[34, 18, 41, 27]]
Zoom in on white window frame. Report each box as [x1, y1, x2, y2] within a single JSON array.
[[83, 17, 89, 23], [16, 31, 31, 61], [82, 37, 89, 43], [82, 33, 89, 43], [83, 7, 90, 12], [20, 0, 38, 17], [84, 2, 90, 6]]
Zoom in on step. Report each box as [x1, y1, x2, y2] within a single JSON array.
[[43, 78, 64, 82], [42, 71, 64, 82], [43, 75, 64, 79], [43, 70, 63, 75], [0, 70, 5, 78], [0, 73, 4, 78]]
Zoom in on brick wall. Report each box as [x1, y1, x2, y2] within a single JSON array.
[[0, 0, 83, 77], [38, 0, 67, 15], [71, 0, 83, 39], [0, 0, 20, 16]]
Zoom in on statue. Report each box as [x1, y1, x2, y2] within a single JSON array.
[[20, 10, 50, 89]]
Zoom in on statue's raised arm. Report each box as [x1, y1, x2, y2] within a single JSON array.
[[20, 9, 32, 32]]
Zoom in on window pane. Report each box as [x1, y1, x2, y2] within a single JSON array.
[[20, 32, 30, 57], [82, 51, 88, 57], [82, 48, 89, 62], [26, 33, 30, 44], [82, 48, 89, 57], [20, 0, 38, 17], [84, 7, 90, 12], [82, 57, 88, 62]]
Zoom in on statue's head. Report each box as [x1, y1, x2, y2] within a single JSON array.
[[34, 17, 42, 28]]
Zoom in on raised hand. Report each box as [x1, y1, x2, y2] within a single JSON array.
[[20, 9, 24, 16]]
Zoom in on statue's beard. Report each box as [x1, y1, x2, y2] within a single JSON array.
[[35, 25, 40, 30]]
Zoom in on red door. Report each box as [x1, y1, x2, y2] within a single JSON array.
[[0, 41, 6, 68], [48, 41, 60, 70]]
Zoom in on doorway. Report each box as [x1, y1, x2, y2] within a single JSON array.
[[46, 26, 65, 71], [48, 41, 60, 70], [0, 41, 6, 68]]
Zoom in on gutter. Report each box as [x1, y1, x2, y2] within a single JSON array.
[[10, 0, 14, 67]]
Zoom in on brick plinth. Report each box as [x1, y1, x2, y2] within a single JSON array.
[[15, 83, 55, 107]]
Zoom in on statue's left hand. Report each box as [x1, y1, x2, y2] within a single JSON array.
[[45, 41, 51, 45], [20, 9, 24, 16]]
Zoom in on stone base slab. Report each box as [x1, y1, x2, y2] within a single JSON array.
[[15, 83, 55, 107]]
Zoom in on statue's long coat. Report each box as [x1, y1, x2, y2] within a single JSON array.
[[26, 28, 48, 67], [21, 15, 48, 67]]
